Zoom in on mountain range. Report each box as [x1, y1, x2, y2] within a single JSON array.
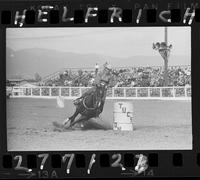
[[6, 47, 190, 79]]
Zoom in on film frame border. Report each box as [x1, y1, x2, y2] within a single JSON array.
[[0, 0, 200, 178]]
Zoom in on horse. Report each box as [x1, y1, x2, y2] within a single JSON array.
[[65, 82, 108, 129]]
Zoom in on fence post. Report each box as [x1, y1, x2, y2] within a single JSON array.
[[135, 88, 138, 97], [160, 88, 162, 97], [184, 87, 187, 97], [69, 87, 71, 97], [31, 88, 33, 96], [112, 88, 114, 97], [59, 87, 61, 96], [148, 87, 150, 97], [40, 88, 41, 96], [49, 87, 52, 96], [173, 87, 175, 97], [124, 88, 126, 97]]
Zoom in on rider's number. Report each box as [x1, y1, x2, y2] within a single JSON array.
[[38, 154, 49, 170], [14, 155, 30, 172], [62, 154, 75, 174], [13, 153, 148, 175], [111, 154, 126, 170]]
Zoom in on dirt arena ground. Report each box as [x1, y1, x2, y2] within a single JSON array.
[[7, 98, 192, 151]]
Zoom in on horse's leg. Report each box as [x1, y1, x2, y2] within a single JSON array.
[[64, 106, 80, 125], [68, 115, 88, 128], [68, 109, 80, 125]]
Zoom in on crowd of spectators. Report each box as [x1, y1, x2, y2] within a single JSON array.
[[44, 65, 191, 87]]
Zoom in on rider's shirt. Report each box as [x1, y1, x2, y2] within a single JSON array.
[[79, 67, 116, 99], [95, 68, 114, 86]]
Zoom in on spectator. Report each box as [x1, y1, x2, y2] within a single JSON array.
[[95, 63, 99, 76], [44, 65, 191, 88]]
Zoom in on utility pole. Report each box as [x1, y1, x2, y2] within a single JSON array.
[[153, 27, 172, 86], [163, 27, 169, 86]]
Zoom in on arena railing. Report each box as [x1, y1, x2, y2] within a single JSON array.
[[8, 86, 191, 100]]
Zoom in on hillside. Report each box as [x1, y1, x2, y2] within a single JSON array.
[[6, 47, 190, 79]]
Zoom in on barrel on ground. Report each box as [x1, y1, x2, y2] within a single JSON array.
[[113, 101, 134, 131]]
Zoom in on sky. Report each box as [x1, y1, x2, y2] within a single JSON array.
[[6, 27, 191, 58]]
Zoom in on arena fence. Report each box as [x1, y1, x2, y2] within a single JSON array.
[[7, 86, 191, 100]]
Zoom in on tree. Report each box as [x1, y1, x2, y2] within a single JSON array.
[[34, 73, 42, 82]]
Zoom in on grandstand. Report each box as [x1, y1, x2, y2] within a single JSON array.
[[40, 65, 191, 87], [41, 67, 95, 84], [8, 65, 191, 100]]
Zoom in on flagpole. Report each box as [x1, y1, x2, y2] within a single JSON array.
[[165, 27, 168, 46], [153, 27, 172, 87], [164, 27, 168, 86]]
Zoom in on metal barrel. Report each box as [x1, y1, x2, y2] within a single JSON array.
[[113, 101, 134, 131]]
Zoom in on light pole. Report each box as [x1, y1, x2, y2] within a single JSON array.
[[153, 27, 172, 86]]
